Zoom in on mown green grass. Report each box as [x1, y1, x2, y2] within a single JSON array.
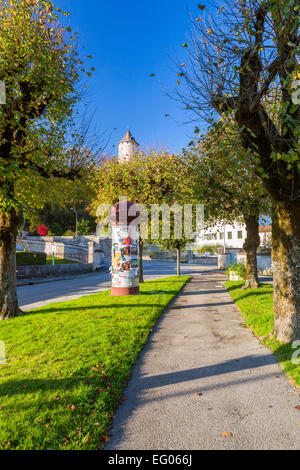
[[0, 276, 189, 450], [226, 281, 300, 388], [46, 257, 79, 265]]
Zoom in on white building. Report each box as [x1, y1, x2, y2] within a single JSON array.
[[259, 225, 272, 248], [195, 222, 272, 251], [118, 130, 139, 163], [196, 221, 247, 250]]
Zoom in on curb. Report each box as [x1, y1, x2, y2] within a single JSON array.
[[17, 266, 108, 287]]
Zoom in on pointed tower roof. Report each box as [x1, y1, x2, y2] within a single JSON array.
[[120, 130, 138, 144]]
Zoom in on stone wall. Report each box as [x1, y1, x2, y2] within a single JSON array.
[[17, 235, 111, 267], [237, 253, 273, 273], [217, 250, 273, 272], [17, 263, 95, 280], [189, 256, 218, 266]]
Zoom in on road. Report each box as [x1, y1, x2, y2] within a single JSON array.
[[18, 261, 209, 311]]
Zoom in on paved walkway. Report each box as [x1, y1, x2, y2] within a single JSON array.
[[106, 271, 300, 450]]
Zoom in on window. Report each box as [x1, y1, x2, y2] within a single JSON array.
[[237, 231, 243, 239], [227, 232, 232, 240], [219, 233, 224, 240], [206, 234, 212, 241]]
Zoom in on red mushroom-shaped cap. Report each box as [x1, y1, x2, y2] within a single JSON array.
[[109, 201, 140, 225]]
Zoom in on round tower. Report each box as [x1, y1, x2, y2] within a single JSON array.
[[118, 130, 139, 163]]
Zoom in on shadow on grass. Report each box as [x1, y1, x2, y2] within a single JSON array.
[[226, 283, 273, 303], [0, 352, 277, 399], [25, 303, 167, 315], [21, 288, 181, 316]]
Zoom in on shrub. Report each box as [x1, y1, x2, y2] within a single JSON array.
[[149, 252, 157, 259], [226, 262, 246, 279], [78, 219, 90, 236], [64, 230, 74, 236], [16, 252, 47, 266], [51, 222, 64, 236], [197, 244, 222, 255]]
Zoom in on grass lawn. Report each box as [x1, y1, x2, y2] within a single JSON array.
[[46, 257, 79, 265], [0, 276, 189, 450], [226, 281, 300, 389]]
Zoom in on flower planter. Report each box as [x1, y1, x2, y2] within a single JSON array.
[[229, 271, 244, 281]]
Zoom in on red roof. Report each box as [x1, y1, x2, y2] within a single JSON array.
[[259, 225, 272, 233]]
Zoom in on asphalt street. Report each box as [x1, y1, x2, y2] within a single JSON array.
[[18, 261, 208, 311]]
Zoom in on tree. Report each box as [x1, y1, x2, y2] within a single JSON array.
[[174, 0, 300, 342], [184, 121, 269, 288], [158, 238, 191, 276], [0, 0, 93, 319], [89, 151, 187, 282]]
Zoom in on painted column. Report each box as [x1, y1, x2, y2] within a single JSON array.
[[110, 202, 140, 296]]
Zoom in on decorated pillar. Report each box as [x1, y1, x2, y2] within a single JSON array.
[[110, 202, 140, 296]]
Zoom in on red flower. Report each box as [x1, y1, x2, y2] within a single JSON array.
[[36, 224, 48, 236]]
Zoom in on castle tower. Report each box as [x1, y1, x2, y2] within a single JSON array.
[[118, 130, 139, 163]]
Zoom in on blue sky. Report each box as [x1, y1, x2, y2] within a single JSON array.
[[55, 0, 208, 155]]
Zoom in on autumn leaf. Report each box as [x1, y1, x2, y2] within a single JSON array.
[[295, 406, 300, 411], [182, 42, 188, 48], [67, 404, 76, 410], [222, 431, 233, 437], [198, 4, 206, 10]]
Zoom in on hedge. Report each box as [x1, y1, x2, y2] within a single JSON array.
[[16, 252, 47, 266]]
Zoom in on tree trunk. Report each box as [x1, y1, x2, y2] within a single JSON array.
[[272, 201, 300, 343], [176, 247, 181, 276], [0, 209, 23, 319], [139, 240, 144, 283], [242, 214, 260, 289]]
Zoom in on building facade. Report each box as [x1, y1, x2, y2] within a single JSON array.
[[195, 222, 272, 251], [195, 222, 247, 250]]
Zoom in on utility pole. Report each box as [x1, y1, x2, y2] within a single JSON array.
[[71, 208, 78, 238]]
